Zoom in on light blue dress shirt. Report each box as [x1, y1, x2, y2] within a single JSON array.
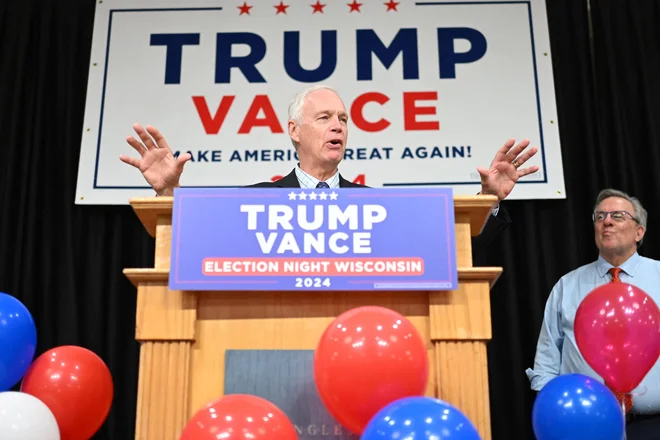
[[526, 252, 660, 414], [294, 165, 340, 189]]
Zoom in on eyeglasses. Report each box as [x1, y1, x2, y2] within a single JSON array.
[[592, 210, 639, 223]]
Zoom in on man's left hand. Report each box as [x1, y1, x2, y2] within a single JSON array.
[[477, 138, 539, 201]]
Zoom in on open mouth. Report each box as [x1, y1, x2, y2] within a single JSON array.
[[326, 139, 343, 148]]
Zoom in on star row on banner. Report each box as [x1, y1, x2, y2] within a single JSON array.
[[237, 0, 400, 15], [288, 191, 339, 201]]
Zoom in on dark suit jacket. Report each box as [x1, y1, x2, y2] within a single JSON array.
[[246, 168, 510, 257]]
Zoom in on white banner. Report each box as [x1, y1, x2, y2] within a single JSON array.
[[75, 0, 565, 205]]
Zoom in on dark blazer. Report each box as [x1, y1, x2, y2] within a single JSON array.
[[246, 168, 510, 257], [246, 168, 365, 189]]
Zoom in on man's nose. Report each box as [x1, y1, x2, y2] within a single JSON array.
[[330, 116, 344, 132], [330, 123, 343, 132]]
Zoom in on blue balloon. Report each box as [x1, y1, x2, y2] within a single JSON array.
[[361, 396, 481, 439], [0, 292, 37, 391], [532, 373, 624, 440]]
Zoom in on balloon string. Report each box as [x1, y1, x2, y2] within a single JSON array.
[[628, 385, 648, 398], [615, 385, 650, 440], [622, 400, 628, 440], [622, 406, 628, 440], [610, 385, 648, 416]]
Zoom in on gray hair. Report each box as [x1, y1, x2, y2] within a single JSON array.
[[594, 188, 648, 246], [287, 84, 339, 149]]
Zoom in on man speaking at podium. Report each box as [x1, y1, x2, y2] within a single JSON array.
[[120, 85, 539, 254]]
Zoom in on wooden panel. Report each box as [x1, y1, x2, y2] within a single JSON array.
[[134, 283, 197, 341], [455, 212, 472, 267], [124, 269, 169, 285], [123, 268, 501, 288], [457, 267, 502, 287], [429, 279, 494, 341], [154, 216, 172, 270], [435, 341, 491, 440], [189, 290, 434, 416], [135, 341, 192, 440], [453, 195, 498, 235], [129, 197, 174, 237]]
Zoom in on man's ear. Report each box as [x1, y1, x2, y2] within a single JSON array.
[[288, 120, 300, 143], [636, 225, 646, 244]]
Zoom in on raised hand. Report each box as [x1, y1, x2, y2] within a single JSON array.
[[477, 138, 539, 201], [119, 123, 191, 196]]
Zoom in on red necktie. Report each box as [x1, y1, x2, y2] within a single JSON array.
[[609, 267, 622, 283], [607, 267, 633, 413]]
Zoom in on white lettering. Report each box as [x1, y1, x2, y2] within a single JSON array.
[[243, 203, 388, 254], [255, 232, 277, 253], [333, 260, 423, 273], [363, 205, 387, 229], [298, 205, 324, 230], [255, 232, 373, 255], [240, 204, 265, 230], [277, 232, 300, 253], [328, 232, 349, 254], [283, 261, 330, 272], [269, 205, 294, 230], [328, 205, 358, 230], [204, 260, 279, 273], [303, 232, 325, 253], [243, 204, 388, 232], [352, 232, 371, 253]]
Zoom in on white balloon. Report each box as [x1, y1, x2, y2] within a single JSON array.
[[0, 391, 60, 439]]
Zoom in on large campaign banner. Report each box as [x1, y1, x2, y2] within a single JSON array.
[[75, 0, 565, 205]]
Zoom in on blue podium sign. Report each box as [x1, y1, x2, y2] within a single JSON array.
[[169, 187, 457, 291]]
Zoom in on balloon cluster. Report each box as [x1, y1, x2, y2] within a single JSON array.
[[0, 292, 113, 439], [532, 282, 660, 440], [180, 306, 481, 439], [314, 306, 479, 439]]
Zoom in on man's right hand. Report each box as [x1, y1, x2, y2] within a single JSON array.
[[119, 123, 191, 196]]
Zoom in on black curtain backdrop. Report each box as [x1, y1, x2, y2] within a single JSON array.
[[1, 0, 659, 438]]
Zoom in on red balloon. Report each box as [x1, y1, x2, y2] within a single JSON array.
[[180, 394, 298, 439], [313, 306, 428, 434], [20, 345, 114, 440], [574, 283, 660, 393]]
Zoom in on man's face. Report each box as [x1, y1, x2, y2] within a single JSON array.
[[594, 197, 645, 256], [289, 89, 348, 169]]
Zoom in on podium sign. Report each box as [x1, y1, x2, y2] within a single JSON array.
[[169, 187, 457, 291]]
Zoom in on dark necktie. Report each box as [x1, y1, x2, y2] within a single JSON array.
[[316, 181, 330, 188], [607, 266, 633, 413]]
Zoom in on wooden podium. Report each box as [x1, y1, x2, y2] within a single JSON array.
[[123, 195, 502, 440]]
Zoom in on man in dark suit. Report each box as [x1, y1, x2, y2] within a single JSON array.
[[120, 84, 539, 254]]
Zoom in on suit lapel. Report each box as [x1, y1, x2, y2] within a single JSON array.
[[339, 175, 351, 188], [274, 169, 301, 188]]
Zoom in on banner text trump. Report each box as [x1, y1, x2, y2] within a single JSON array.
[[239, 202, 387, 254]]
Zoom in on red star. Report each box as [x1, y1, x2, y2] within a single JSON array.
[[347, 0, 362, 12], [384, 0, 399, 11], [274, 1, 289, 14], [311, 0, 326, 13], [237, 1, 252, 15]]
